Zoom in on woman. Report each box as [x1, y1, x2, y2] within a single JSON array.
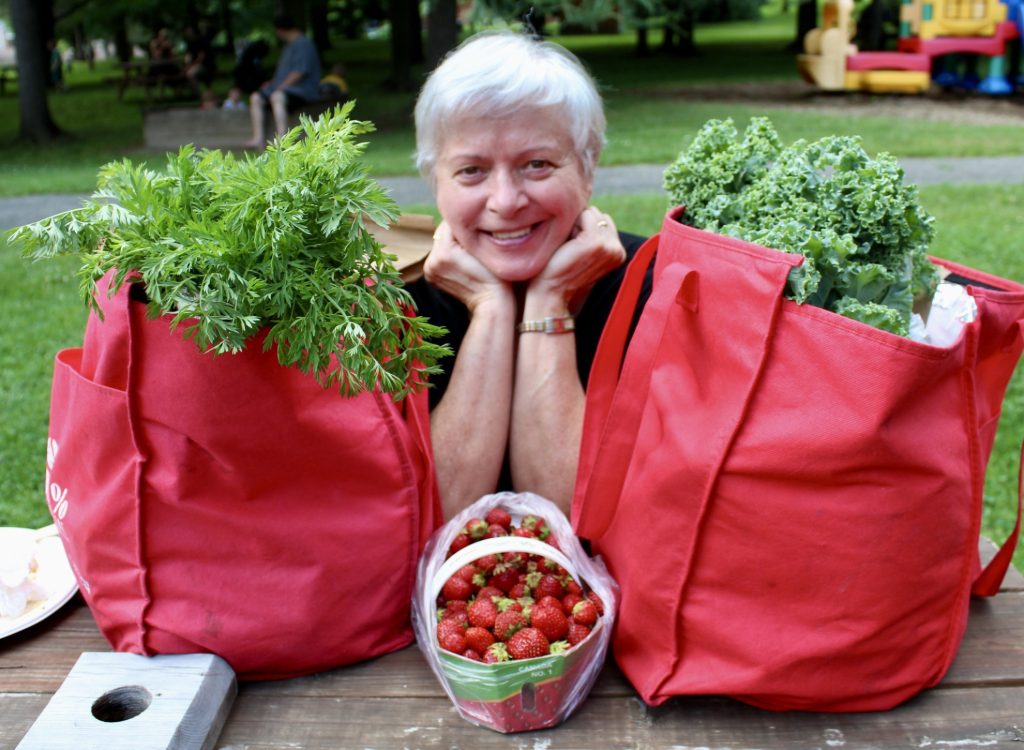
[[409, 31, 649, 518]]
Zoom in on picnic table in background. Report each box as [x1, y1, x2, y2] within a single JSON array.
[[2, 540, 1022, 748], [107, 59, 191, 104], [0, 65, 17, 96]]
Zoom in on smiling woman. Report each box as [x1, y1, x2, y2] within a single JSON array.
[[406, 32, 651, 518]]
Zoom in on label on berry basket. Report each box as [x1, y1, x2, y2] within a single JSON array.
[[437, 625, 597, 702]]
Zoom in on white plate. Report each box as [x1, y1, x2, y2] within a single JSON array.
[[0, 525, 78, 639]]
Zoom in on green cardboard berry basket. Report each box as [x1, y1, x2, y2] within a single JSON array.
[[426, 535, 607, 733]]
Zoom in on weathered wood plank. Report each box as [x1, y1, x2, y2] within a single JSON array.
[[212, 686, 1024, 749], [4, 587, 1022, 702]]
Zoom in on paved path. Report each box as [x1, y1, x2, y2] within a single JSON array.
[[3, 156, 1024, 232]]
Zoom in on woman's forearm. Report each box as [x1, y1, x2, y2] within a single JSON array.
[[509, 289, 585, 515], [431, 297, 516, 518]]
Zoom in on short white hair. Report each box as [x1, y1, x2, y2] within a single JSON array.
[[414, 31, 606, 182]]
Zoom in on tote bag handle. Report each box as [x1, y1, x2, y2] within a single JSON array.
[[572, 233, 660, 538], [972, 439, 1023, 597]]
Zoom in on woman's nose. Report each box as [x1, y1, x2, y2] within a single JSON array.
[[486, 171, 528, 216]]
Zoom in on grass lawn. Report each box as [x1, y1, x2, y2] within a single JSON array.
[[3, 183, 1023, 570], [2, 2, 1024, 192]]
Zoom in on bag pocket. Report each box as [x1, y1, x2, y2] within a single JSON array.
[[48, 347, 148, 654]]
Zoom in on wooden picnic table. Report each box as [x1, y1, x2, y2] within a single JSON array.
[[108, 60, 191, 104], [2, 543, 1023, 749], [0, 65, 17, 96]]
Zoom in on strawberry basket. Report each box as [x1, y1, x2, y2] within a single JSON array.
[[412, 492, 617, 733]]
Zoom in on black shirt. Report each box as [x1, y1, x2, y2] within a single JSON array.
[[406, 230, 653, 489]]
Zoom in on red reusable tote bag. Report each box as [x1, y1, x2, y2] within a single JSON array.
[[45, 271, 441, 679], [573, 208, 1024, 711]]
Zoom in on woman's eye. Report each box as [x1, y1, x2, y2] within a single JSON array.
[[526, 159, 550, 171], [456, 165, 484, 180]]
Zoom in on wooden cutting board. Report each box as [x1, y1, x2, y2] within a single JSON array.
[[366, 213, 435, 283]]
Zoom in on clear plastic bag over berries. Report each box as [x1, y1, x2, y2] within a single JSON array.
[[412, 491, 618, 733]]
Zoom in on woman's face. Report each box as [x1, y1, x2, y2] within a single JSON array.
[[433, 107, 592, 283]]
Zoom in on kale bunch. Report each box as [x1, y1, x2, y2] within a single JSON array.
[[9, 103, 448, 398], [664, 117, 939, 336]]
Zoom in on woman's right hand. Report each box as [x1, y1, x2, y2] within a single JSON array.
[[424, 221, 512, 313]]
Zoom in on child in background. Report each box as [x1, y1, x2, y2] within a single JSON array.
[[223, 87, 247, 110], [200, 89, 219, 110], [319, 63, 349, 102]]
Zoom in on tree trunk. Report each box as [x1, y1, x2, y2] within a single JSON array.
[[409, 0, 425, 65], [220, 0, 236, 54], [426, 0, 458, 70], [114, 14, 131, 63], [11, 0, 63, 143], [791, 0, 817, 50], [311, 0, 331, 54], [388, 0, 415, 89]]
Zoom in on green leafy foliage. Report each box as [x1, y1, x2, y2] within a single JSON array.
[[664, 117, 940, 336], [6, 103, 449, 398]]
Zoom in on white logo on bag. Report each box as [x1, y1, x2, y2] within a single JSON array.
[[45, 437, 70, 521]]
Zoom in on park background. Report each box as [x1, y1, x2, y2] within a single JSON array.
[[1, 0, 1022, 568]]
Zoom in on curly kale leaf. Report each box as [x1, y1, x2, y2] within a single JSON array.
[[664, 117, 940, 337]]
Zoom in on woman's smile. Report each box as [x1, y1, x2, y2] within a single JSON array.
[[433, 107, 592, 283]]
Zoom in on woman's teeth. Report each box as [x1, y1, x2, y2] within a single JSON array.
[[491, 227, 531, 241]]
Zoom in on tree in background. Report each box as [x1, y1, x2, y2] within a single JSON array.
[[10, 0, 63, 143]]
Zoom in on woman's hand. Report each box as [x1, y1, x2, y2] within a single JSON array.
[[424, 221, 513, 313], [527, 207, 626, 308]]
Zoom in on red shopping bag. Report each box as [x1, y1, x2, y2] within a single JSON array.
[[573, 207, 1024, 711], [45, 271, 440, 679]]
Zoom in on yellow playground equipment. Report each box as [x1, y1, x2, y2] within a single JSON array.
[[798, 0, 1020, 94]]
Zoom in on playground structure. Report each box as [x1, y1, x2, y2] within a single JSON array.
[[798, 0, 1022, 94]]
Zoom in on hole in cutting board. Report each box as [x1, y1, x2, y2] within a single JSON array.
[[91, 685, 153, 722]]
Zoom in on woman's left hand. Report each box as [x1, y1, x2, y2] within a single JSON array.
[[527, 207, 626, 306]]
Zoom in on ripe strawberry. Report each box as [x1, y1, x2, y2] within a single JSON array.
[[473, 554, 500, 574], [476, 585, 503, 602], [447, 532, 470, 557], [465, 517, 489, 540], [440, 600, 467, 618], [567, 622, 591, 647], [529, 604, 569, 641], [437, 619, 467, 653], [512, 526, 536, 538], [534, 574, 564, 601], [442, 575, 474, 602], [462, 648, 482, 661], [507, 627, 550, 660], [503, 551, 530, 569], [484, 642, 510, 663], [536, 595, 565, 613], [562, 593, 583, 613], [455, 564, 479, 583], [444, 610, 470, 629], [468, 596, 498, 629], [464, 626, 496, 654], [522, 515, 550, 540], [488, 567, 519, 594], [587, 591, 605, 616], [566, 580, 583, 597], [484, 507, 512, 529], [508, 582, 528, 600], [572, 600, 599, 626], [494, 609, 527, 641], [485, 523, 508, 538]]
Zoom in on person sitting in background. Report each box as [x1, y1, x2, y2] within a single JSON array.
[[243, 15, 321, 148], [199, 89, 219, 109], [407, 31, 650, 518], [233, 38, 269, 95], [319, 63, 349, 103], [183, 24, 215, 97], [147, 28, 178, 78]]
